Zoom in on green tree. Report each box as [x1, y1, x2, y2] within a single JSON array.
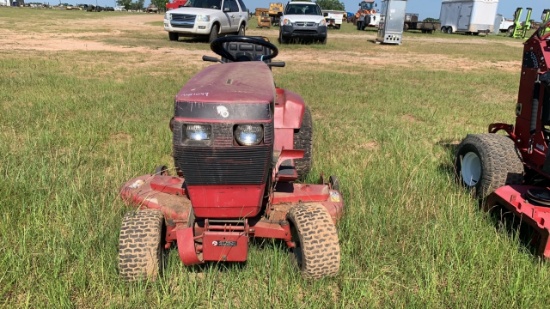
[[151, 0, 168, 11], [130, 0, 144, 10], [316, 0, 344, 11], [116, 0, 131, 10], [116, 0, 144, 10]]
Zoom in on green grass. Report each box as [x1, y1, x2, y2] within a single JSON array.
[[2, 7, 550, 308]]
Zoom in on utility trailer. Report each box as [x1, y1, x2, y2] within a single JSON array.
[[403, 14, 440, 34], [439, 0, 498, 35], [323, 10, 345, 29]]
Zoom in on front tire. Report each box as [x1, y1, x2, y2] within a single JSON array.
[[454, 134, 524, 199], [288, 204, 340, 279], [168, 32, 179, 41], [118, 209, 165, 281], [279, 31, 287, 44], [208, 23, 219, 43]]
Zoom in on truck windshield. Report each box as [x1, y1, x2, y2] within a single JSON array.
[[360, 2, 374, 10], [285, 4, 321, 15], [185, 0, 222, 9]]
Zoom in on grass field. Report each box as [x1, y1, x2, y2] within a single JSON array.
[[2, 7, 550, 308]]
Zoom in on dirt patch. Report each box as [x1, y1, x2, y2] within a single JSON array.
[[0, 13, 521, 72]]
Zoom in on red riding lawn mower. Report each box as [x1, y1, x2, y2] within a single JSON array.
[[455, 23, 550, 258], [117, 36, 343, 281]]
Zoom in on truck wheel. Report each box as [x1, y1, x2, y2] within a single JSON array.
[[454, 134, 524, 200], [237, 24, 245, 36], [319, 36, 327, 44], [356, 21, 363, 30], [293, 106, 313, 179], [118, 209, 165, 281], [208, 24, 219, 43], [279, 31, 287, 44], [288, 204, 340, 279], [507, 26, 514, 36], [168, 32, 179, 41]]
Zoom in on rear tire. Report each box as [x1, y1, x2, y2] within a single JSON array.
[[454, 134, 524, 199], [288, 204, 340, 279], [507, 25, 514, 36], [208, 23, 219, 43], [356, 21, 363, 30], [293, 106, 313, 179], [329, 175, 340, 191], [168, 32, 179, 41], [118, 209, 165, 281], [446, 27, 453, 34], [319, 36, 327, 44]]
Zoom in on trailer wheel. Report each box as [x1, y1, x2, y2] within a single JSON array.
[[168, 32, 179, 41], [441, 26, 446, 32], [118, 209, 165, 281], [454, 134, 524, 200], [446, 27, 453, 34], [288, 204, 340, 279], [293, 106, 313, 179]]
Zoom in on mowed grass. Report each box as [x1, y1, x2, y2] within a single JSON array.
[[2, 7, 550, 308]]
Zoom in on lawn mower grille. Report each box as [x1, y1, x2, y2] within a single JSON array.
[[175, 146, 272, 185]]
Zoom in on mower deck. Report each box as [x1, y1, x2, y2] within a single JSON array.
[[485, 185, 550, 258], [121, 174, 343, 223]]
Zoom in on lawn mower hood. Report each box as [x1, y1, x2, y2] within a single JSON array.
[[171, 61, 276, 219]]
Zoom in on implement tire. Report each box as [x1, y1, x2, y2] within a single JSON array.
[[454, 133, 524, 199]]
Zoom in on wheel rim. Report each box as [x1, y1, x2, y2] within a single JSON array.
[[461, 152, 481, 187]]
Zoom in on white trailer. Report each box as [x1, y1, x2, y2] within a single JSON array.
[[439, 0, 499, 34], [322, 10, 345, 29]]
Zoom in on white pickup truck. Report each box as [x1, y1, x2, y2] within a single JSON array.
[[494, 14, 514, 34], [164, 0, 249, 43]]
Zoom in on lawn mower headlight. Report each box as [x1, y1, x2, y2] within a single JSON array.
[[235, 124, 263, 146], [185, 124, 211, 141]]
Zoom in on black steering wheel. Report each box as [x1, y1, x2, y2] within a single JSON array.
[[210, 36, 278, 62]]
